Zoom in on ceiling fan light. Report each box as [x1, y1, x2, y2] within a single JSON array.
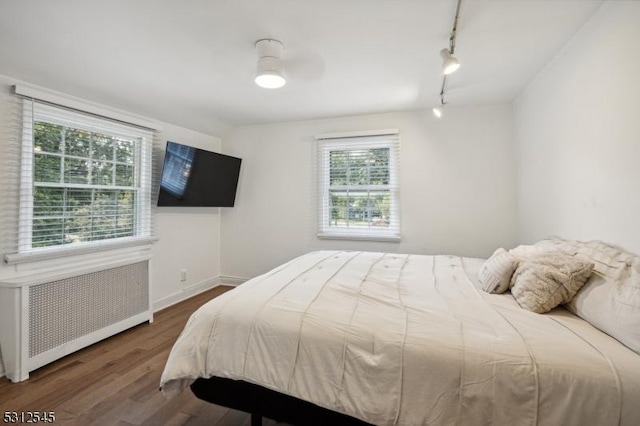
[[255, 39, 286, 89], [255, 72, 286, 89], [440, 48, 460, 75], [255, 57, 286, 88]]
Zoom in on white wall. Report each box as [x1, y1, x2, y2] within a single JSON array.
[[151, 125, 222, 311], [221, 105, 516, 279], [514, 1, 640, 255]]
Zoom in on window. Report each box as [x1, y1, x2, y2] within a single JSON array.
[[317, 131, 400, 241], [15, 100, 154, 256]]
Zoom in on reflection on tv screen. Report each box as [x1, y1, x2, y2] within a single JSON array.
[[160, 143, 196, 198]]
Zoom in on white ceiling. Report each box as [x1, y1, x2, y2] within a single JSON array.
[[0, 0, 603, 135]]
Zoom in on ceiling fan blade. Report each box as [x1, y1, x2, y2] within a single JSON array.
[[283, 50, 325, 81]]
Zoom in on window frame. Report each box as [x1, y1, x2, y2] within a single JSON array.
[[316, 132, 401, 242], [16, 100, 153, 257]]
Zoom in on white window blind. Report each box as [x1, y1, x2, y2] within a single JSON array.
[[1, 93, 159, 264], [316, 131, 401, 241]]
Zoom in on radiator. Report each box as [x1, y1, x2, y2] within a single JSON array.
[[0, 259, 153, 382]]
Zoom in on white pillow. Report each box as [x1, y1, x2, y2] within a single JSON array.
[[508, 243, 554, 261], [478, 248, 519, 294], [510, 252, 594, 314], [540, 238, 640, 354]]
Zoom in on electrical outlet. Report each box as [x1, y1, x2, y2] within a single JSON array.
[[180, 269, 187, 282]]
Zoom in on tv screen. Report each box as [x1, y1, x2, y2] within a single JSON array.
[[157, 141, 242, 207]]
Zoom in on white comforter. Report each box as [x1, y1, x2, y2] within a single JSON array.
[[160, 251, 640, 425]]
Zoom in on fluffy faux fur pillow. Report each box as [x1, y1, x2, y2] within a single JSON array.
[[510, 252, 594, 314], [479, 248, 519, 294]]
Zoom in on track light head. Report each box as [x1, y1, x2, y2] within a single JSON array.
[[433, 97, 446, 118], [440, 48, 460, 75]]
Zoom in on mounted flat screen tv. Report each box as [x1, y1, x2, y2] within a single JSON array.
[[157, 141, 242, 207]]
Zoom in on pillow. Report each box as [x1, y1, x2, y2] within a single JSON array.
[[541, 238, 640, 354], [478, 248, 519, 294], [510, 252, 594, 314], [509, 243, 556, 261]]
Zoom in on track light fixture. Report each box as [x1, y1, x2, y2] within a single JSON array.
[[255, 39, 286, 89], [440, 48, 460, 75], [432, 0, 463, 118], [433, 87, 446, 118]]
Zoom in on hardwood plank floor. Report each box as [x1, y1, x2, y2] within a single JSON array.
[[0, 286, 277, 426]]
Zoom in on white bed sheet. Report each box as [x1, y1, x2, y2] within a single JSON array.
[[160, 251, 640, 425]]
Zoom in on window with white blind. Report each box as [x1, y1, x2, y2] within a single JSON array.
[[317, 131, 400, 241], [5, 99, 155, 261]]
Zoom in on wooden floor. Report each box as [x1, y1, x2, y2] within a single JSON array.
[[0, 286, 278, 426]]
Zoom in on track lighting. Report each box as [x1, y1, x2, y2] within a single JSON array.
[[433, 94, 446, 118], [432, 0, 462, 117], [440, 49, 460, 75], [255, 39, 286, 89]]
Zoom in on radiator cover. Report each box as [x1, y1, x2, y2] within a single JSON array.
[[29, 262, 149, 358], [0, 258, 152, 382]]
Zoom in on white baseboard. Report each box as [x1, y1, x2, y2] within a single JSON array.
[[152, 276, 221, 312], [218, 275, 249, 287], [152, 275, 250, 312]]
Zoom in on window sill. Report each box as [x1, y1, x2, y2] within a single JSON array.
[[317, 232, 401, 243], [3, 236, 158, 266]]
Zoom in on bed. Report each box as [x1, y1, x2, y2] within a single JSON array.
[[160, 242, 640, 425]]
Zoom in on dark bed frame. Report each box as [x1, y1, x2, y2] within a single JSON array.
[[190, 377, 371, 426]]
